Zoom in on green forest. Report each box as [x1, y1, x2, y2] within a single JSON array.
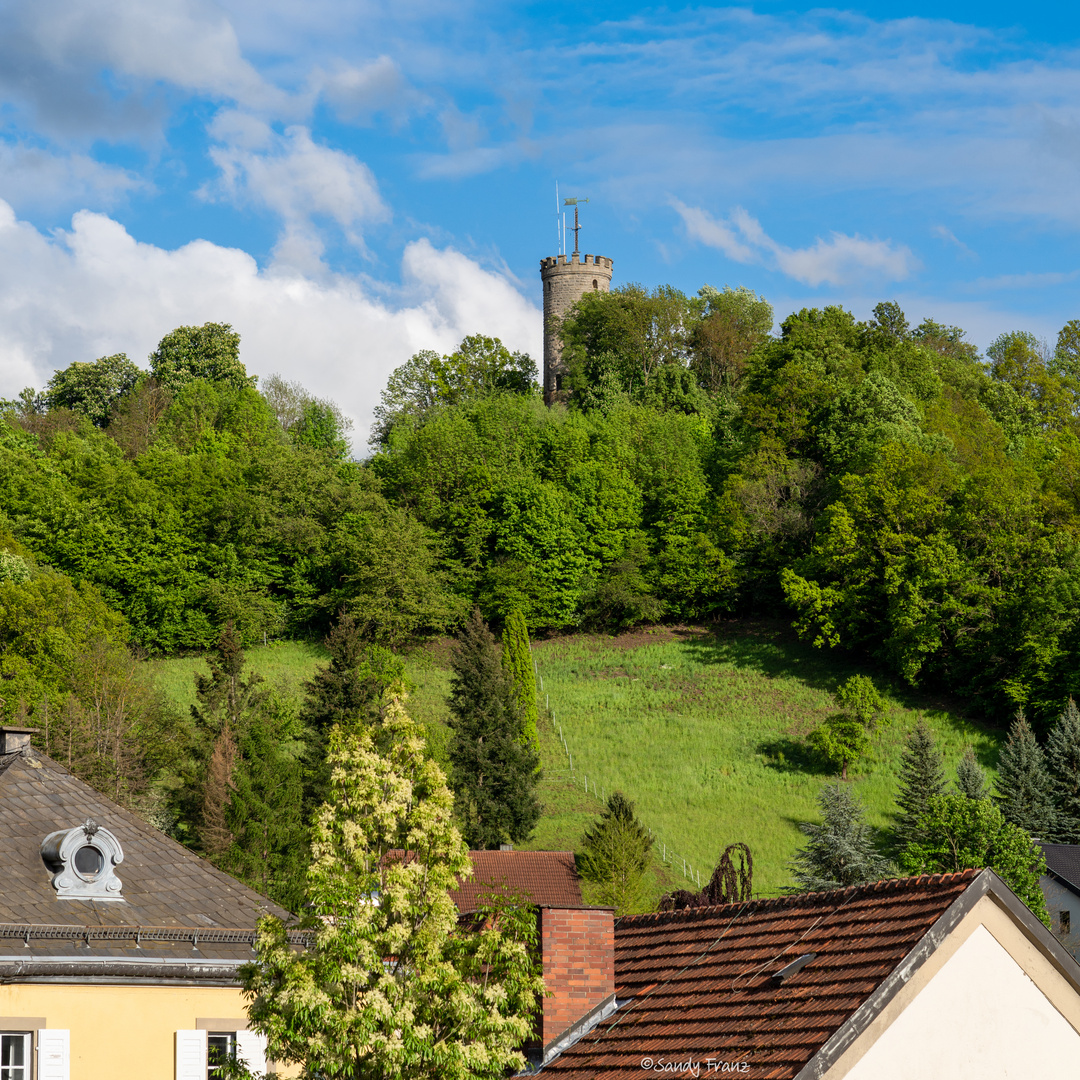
[[3, 282, 1080, 908]]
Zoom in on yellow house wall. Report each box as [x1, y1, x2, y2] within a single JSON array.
[[0, 982, 301, 1079]]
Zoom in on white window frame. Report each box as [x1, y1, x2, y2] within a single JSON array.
[[0, 1032, 31, 1080], [207, 1032, 237, 1079]]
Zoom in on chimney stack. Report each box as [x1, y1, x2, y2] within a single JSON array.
[[0, 728, 37, 754]]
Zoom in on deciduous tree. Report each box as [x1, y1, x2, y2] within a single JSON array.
[[149, 322, 253, 395], [45, 354, 141, 427], [240, 697, 544, 1080], [808, 675, 889, 781], [900, 794, 1049, 925]]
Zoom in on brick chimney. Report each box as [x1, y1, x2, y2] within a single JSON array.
[[537, 906, 615, 1056], [0, 727, 37, 754]]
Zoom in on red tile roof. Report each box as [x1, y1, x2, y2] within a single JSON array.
[[452, 850, 584, 912], [542, 870, 982, 1080], [384, 849, 586, 912]]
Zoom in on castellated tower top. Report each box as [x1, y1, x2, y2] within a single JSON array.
[[540, 252, 614, 402]]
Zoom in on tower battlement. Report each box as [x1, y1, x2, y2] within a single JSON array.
[[540, 251, 614, 402], [540, 254, 614, 271]]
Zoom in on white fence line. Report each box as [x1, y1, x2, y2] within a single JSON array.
[[533, 648, 704, 891]]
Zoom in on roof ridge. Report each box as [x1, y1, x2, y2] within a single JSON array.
[[617, 869, 982, 926]]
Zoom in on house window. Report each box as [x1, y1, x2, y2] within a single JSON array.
[[207, 1033, 236, 1079], [0, 1033, 31, 1080], [1060, 910, 1072, 935]]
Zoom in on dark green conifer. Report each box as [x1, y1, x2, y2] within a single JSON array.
[[955, 746, 988, 800], [223, 690, 307, 910], [995, 711, 1054, 837], [894, 718, 946, 851], [1046, 698, 1080, 843], [501, 609, 539, 749], [579, 791, 654, 915], [448, 608, 540, 849], [788, 783, 891, 892], [300, 612, 404, 813], [301, 612, 403, 733]]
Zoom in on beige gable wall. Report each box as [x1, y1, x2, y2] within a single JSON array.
[[822, 893, 1080, 1080]]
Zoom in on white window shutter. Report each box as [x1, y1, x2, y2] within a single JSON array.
[[176, 1029, 207, 1080], [37, 1030, 70, 1080], [236, 1029, 268, 1073]]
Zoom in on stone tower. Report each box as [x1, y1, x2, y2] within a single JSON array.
[[540, 251, 613, 402]]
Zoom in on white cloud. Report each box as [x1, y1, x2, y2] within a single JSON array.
[[931, 224, 977, 260], [203, 117, 389, 268], [0, 201, 541, 444], [0, 0, 289, 140], [0, 142, 145, 211], [971, 269, 1080, 290], [672, 200, 919, 287], [315, 56, 424, 124]]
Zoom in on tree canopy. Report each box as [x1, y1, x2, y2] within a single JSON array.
[[241, 697, 544, 1079]]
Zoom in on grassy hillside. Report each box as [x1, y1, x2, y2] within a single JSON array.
[[147, 621, 1004, 904], [524, 621, 1003, 898]]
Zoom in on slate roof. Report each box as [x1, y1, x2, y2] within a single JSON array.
[[1041, 843, 1080, 894], [0, 747, 295, 963], [541, 870, 982, 1080], [452, 850, 584, 912]]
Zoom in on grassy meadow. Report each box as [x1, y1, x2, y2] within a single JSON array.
[[524, 621, 1004, 899], [147, 620, 1005, 904]]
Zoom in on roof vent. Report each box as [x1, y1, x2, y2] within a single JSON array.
[[0, 727, 37, 754], [41, 819, 125, 901], [771, 952, 817, 984], [499, 844, 514, 851]]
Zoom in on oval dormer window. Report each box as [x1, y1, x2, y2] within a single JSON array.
[[41, 819, 124, 901], [73, 844, 105, 878]]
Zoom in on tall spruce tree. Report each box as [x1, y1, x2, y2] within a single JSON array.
[[1046, 698, 1080, 843], [300, 612, 405, 814], [893, 719, 946, 851], [448, 609, 541, 849], [579, 791, 654, 915], [501, 609, 539, 749], [223, 690, 307, 911], [788, 783, 891, 892], [995, 711, 1054, 837], [955, 746, 988, 800]]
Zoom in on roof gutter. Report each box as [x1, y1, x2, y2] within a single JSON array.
[[0, 958, 244, 985]]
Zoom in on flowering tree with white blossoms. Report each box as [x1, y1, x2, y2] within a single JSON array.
[[239, 696, 544, 1079]]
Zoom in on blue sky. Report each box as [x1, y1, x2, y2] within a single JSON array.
[[2, 1, 1079, 439]]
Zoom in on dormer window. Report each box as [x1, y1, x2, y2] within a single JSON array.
[[41, 819, 125, 901]]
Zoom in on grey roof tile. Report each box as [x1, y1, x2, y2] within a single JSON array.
[[0, 748, 294, 962]]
